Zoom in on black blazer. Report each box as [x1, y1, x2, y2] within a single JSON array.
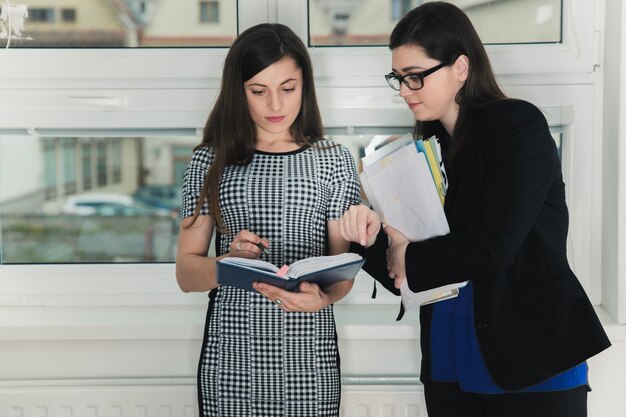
[[359, 99, 610, 390]]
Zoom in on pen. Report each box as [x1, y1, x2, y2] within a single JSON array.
[[256, 241, 270, 255]]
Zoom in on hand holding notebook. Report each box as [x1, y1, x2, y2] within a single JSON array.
[[217, 253, 364, 293]]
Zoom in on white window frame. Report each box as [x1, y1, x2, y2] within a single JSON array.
[[0, 0, 619, 324]]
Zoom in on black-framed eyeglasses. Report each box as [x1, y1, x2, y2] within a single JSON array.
[[385, 62, 448, 91]]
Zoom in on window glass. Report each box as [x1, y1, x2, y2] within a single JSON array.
[[0, 0, 237, 47], [308, 0, 562, 46], [81, 143, 93, 191], [0, 128, 562, 265], [0, 135, 196, 264], [327, 129, 562, 206], [43, 141, 57, 199], [62, 138, 77, 195]]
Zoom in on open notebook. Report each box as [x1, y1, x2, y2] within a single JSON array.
[[217, 253, 365, 293]]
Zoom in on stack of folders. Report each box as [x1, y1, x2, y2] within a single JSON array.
[[360, 133, 467, 312]]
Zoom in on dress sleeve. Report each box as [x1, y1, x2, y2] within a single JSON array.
[[179, 147, 214, 220], [327, 144, 362, 220]]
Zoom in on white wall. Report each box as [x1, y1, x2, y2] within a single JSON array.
[[587, 325, 626, 416]]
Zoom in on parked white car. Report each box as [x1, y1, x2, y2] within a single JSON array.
[[62, 193, 150, 216]]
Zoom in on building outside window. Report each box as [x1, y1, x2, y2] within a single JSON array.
[[392, 0, 415, 20], [43, 141, 57, 200], [112, 139, 122, 183], [0, 0, 236, 47], [309, 0, 562, 46], [96, 142, 108, 187], [82, 143, 93, 191], [62, 138, 77, 196]]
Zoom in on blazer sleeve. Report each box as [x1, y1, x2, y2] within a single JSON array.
[[404, 100, 562, 293], [350, 229, 401, 296]]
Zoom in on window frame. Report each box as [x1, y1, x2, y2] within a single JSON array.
[[0, 0, 616, 322], [0, 0, 596, 83]]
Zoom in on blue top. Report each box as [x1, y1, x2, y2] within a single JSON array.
[[430, 284, 589, 394]]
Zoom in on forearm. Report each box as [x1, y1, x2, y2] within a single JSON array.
[[352, 229, 400, 296], [175, 253, 226, 293]]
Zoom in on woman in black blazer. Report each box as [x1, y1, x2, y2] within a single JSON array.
[[340, 2, 611, 416]]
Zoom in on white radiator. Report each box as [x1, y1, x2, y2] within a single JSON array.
[[0, 380, 426, 417]]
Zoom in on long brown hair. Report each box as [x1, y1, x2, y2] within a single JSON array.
[[390, 1, 507, 161], [189, 23, 324, 231]]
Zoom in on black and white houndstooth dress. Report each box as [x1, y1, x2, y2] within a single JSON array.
[[180, 141, 361, 417]]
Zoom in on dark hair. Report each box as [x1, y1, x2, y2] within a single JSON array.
[[190, 23, 323, 231], [390, 1, 506, 159]]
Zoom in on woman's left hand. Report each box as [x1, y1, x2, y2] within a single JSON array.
[[252, 281, 330, 312], [384, 225, 410, 289]]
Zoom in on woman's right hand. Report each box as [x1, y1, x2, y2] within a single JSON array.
[[229, 230, 269, 259], [339, 204, 381, 248]]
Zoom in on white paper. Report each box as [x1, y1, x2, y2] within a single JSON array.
[[364, 145, 449, 241], [400, 279, 467, 308], [360, 138, 467, 311], [361, 132, 414, 167]]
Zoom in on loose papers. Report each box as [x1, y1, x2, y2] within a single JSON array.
[[360, 133, 467, 311]]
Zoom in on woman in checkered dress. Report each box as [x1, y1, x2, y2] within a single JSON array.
[[175, 23, 361, 417]]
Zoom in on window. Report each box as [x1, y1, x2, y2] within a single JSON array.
[[173, 145, 195, 190], [0, 0, 617, 323], [61, 8, 76, 23], [82, 143, 93, 191], [328, 128, 563, 207], [0, 0, 237, 47], [62, 138, 78, 195], [464, 0, 562, 44], [43, 141, 57, 200], [392, 0, 414, 21], [309, 0, 562, 46], [96, 142, 108, 187], [200, 0, 219, 23], [0, 134, 195, 264], [112, 139, 123, 183], [29, 8, 55, 23]]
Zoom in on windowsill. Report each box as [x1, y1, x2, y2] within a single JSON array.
[[0, 302, 620, 343], [0, 303, 419, 342]]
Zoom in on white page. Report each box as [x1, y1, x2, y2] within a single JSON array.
[[362, 132, 414, 167], [364, 144, 449, 241], [361, 142, 466, 311], [359, 171, 382, 215], [400, 278, 467, 308], [288, 253, 362, 277]]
